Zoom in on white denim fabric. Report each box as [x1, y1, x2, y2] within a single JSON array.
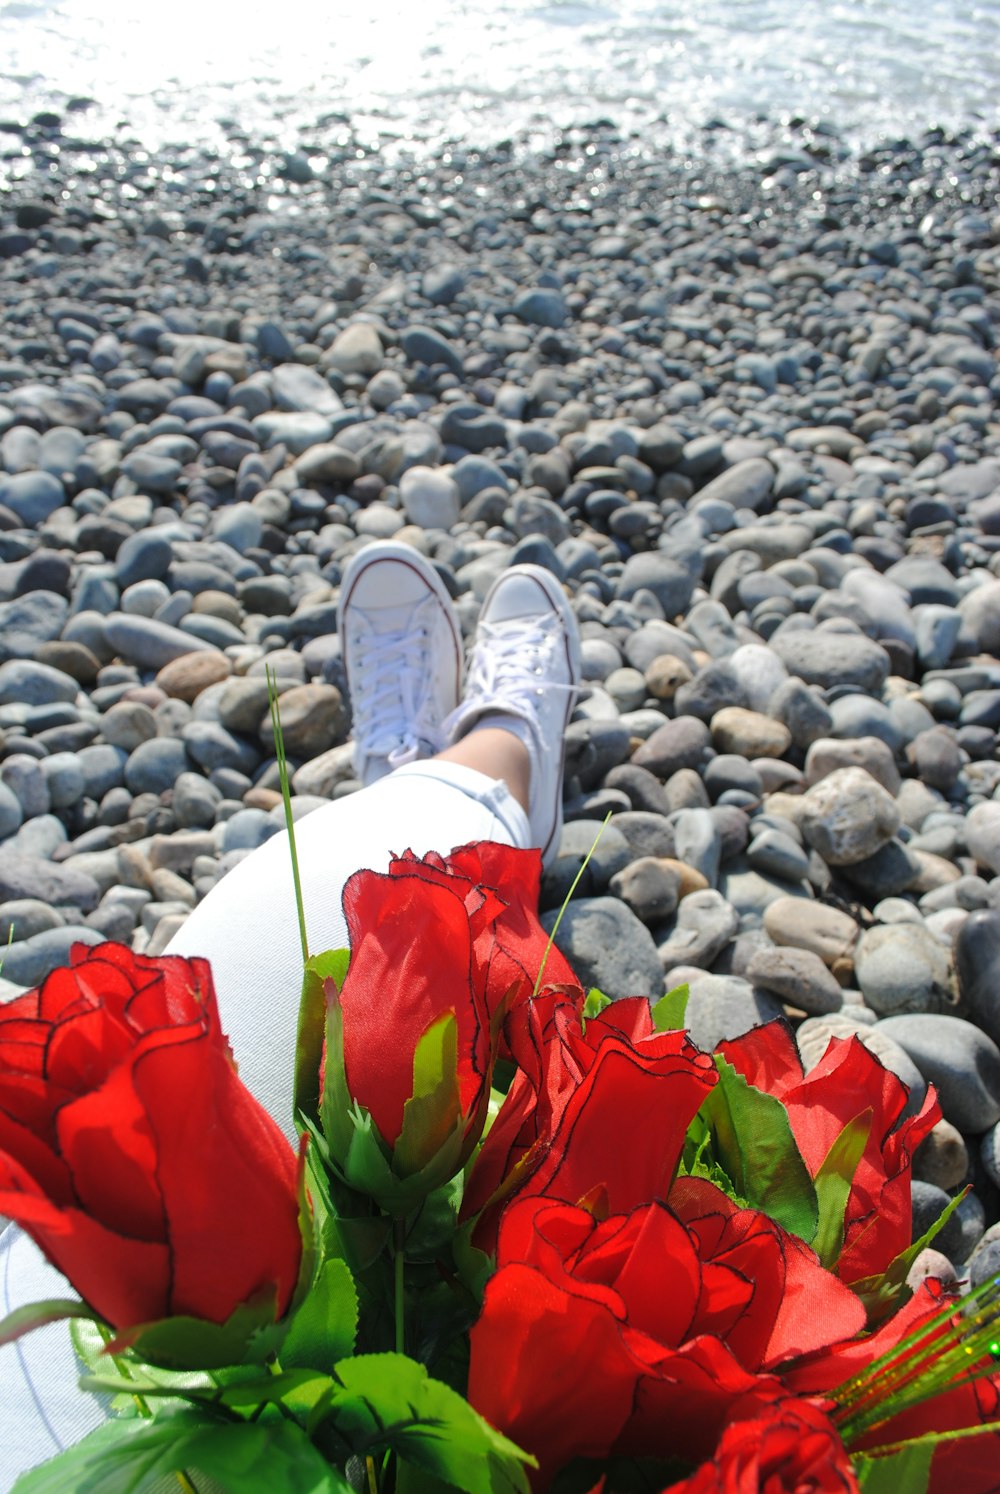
[[0, 763, 529, 1492]]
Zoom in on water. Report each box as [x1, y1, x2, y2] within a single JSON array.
[[0, 0, 997, 156]]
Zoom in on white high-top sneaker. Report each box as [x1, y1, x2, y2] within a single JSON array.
[[337, 541, 463, 785], [444, 564, 582, 867]]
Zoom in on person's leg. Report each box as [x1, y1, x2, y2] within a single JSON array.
[[0, 551, 581, 1489]]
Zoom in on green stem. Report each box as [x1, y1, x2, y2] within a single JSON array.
[[268, 665, 310, 966], [394, 1218, 406, 1357]]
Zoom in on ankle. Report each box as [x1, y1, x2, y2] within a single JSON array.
[[435, 727, 532, 816]]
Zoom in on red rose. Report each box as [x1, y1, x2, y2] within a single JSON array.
[[0, 943, 301, 1331], [337, 843, 569, 1165], [719, 1023, 939, 1282], [783, 1279, 1000, 1494], [666, 1396, 860, 1493], [468, 1194, 788, 1487], [464, 993, 718, 1244], [668, 1178, 866, 1370]]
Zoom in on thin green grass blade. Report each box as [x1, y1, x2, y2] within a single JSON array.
[[532, 811, 611, 996], [268, 664, 310, 966]]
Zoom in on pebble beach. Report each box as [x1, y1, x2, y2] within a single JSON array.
[[1, 24, 1000, 1289]]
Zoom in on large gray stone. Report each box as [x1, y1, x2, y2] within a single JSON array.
[[540, 896, 664, 1000], [769, 630, 890, 693], [798, 767, 901, 866], [877, 1014, 1000, 1134]]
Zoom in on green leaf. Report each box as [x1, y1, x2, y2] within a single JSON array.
[[811, 1108, 873, 1269], [299, 949, 350, 1138], [12, 1411, 353, 1494], [651, 983, 689, 1032], [323, 1353, 534, 1494], [395, 1013, 463, 1177], [108, 1290, 286, 1370], [0, 1296, 98, 1348], [698, 1056, 818, 1242], [850, 1188, 968, 1323], [582, 988, 611, 1019], [854, 1441, 933, 1493], [282, 1258, 359, 1371]]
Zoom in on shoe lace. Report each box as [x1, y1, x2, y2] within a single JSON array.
[[464, 615, 578, 727], [350, 612, 444, 758]]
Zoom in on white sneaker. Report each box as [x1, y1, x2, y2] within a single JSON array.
[[444, 564, 582, 867], [337, 541, 463, 786]]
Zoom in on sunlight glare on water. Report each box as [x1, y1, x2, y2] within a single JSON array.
[[0, 0, 997, 150]]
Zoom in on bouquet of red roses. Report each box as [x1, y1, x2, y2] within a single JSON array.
[[1, 840, 998, 1494]]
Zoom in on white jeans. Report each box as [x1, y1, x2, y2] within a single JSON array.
[[0, 763, 528, 1492]]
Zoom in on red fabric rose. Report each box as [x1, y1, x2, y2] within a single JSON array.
[[666, 1396, 859, 1493], [468, 1194, 788, 1487], [0, 943, 301, 1331], [464, 992, 718, 1244], [783, 1279, 1000, 1494], [719, 1023, 939, 1282], [338, 842, 572, 1153]]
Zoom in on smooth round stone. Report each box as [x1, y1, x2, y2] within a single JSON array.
[[912, 1118, 968, 1191], [540, 895, 665, 1000], [746, 945, 844, 1015], [398, 465, 461, 529], [601, 666, 646, 712], [674, 661, 745, 722], [670, 808, 721, 888], [981, 1122, 1000, 1189], [769, 629, 890, 693], [221, 807, 280, 854], [854, 922, 955, 1016], [99, 700, 158, 751], [155, 650, 234, 703], [768, 677, 833, 748], [704, 755, 763, 802], [0, 755, 50, 818], [0, 468, 65, 525], [77, 744, 127, 798], [798, 766, 901, 866], [828, 695, 905, 754], [804, 735, 900, 795], [965, 801, 1000, 876], [710, 706, 790, 759], [0, 780, 24, 839], [0, 925, 105, 985], [104, 614, 215, 670], [39, 751, 86, 809], [632, 716, 711, 777], [968, 1225, 1000, 1291], [543, 821, 632, 904], [953, 909, 1000, 1045], [747, 829, 810, 883], [727, 643, 787, 713], [616, 552, 696, 619], [681, 972, 784, 1053], [609, 857, 681, 924], [911, 1181, 964, 1262], [123, 737, 190, 795], [0, 897, 64, 943], [114, 531, 174, 588], [657, 889, 739, 970], [172, 771, 223, 830], [764, 896, 859, 969], [265, 684, 347, 757], [0, 659, 79, 708], [604, 764, 669, 816], [877, 1014, 1000, 1133], [608, 811, 676, 861], [182, 721, 261, 777], [581, 636, 624, 682]]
